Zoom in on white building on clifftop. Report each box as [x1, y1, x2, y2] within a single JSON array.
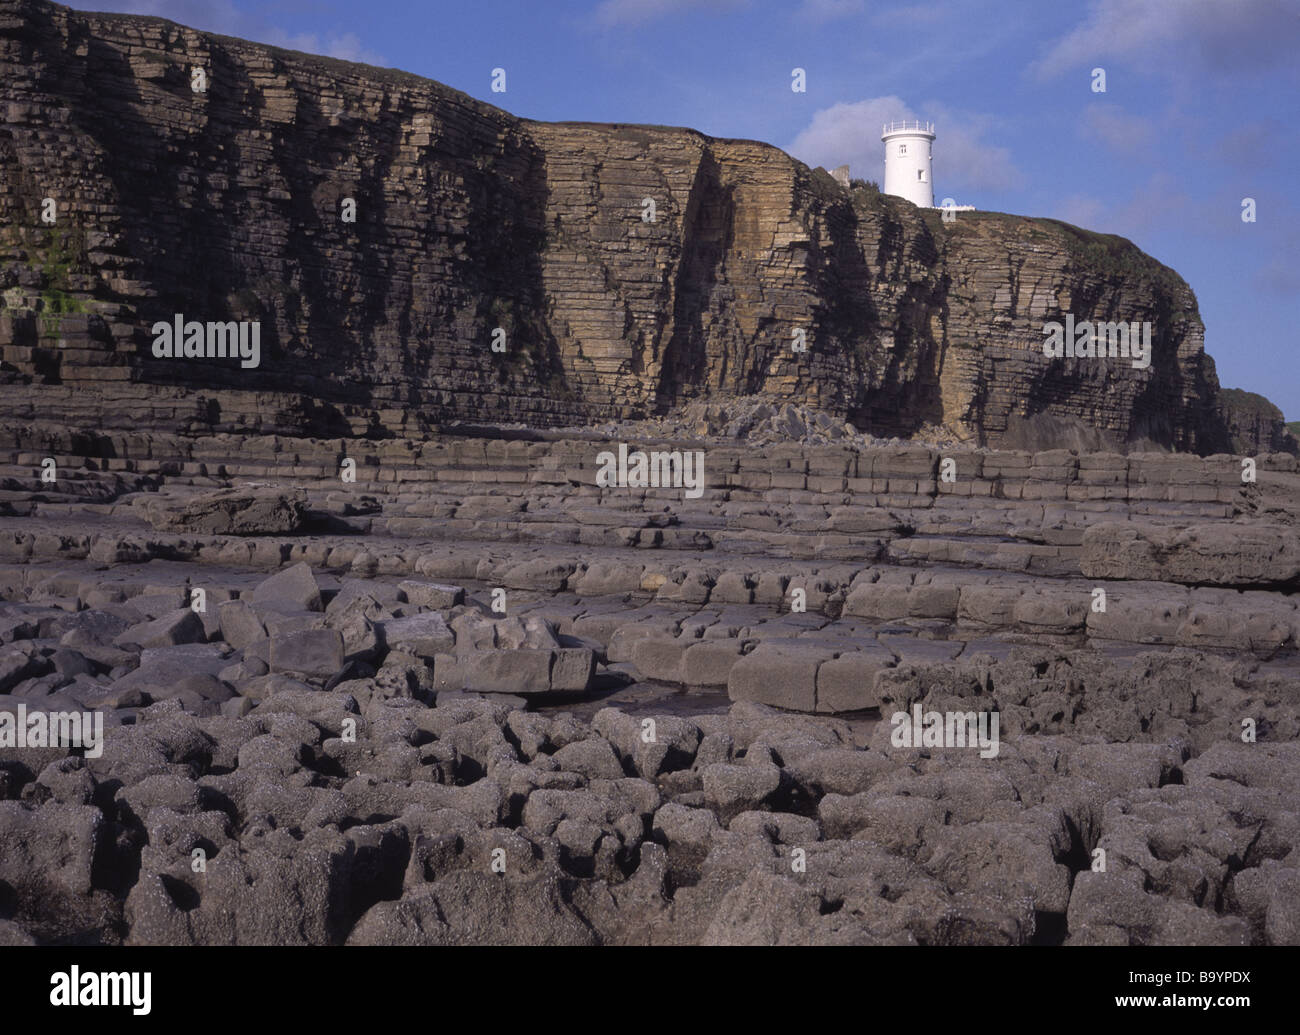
[[881, 120, 935, 208]]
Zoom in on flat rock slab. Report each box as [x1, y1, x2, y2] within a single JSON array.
[[147, 488, 308, 536], [398, 580, 465, 609], [217, 599, 267, 650], [378, 613, 455, 659], [727, 642, 824, 712], [111, 609, 206, 650], [251, 562, 323, 613], [815, 649, 894, 713], [1082, 523, 1300, 588], [433, 646, 597, 695], [550, 647, 597, 692], [270, 628, 345, 678], [434, 648, 553, 695], [112, 643, 236, 692]]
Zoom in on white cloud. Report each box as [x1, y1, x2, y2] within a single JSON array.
[[1029, 0, 1300, 80], [786, 96, 910, 183], [786, 97, 1023, 195], [593, 0, 749, 27]]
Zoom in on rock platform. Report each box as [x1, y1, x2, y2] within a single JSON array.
[[0, 424, 1297, 945]]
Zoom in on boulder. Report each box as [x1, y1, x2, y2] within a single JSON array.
[[112, 609, 206, 650], [251, 563, 323, 613], [377, 613, 455, 659], [270, 628, 345, 678]]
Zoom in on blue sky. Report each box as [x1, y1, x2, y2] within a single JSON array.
[[103, 0, 1300, 419]]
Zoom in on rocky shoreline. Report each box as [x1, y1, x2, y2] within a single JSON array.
[[1, 421, 1296, 945]]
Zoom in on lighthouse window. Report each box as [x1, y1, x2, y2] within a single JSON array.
[[918, 169, 926, 181], [898, 144, 907, 155]]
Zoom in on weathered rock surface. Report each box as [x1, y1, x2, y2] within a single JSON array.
[[1, 631, 1294, 946], [1081, 523, 1300, 588], [146, 490, 308, 537], [1215, 388, 1300, 457]]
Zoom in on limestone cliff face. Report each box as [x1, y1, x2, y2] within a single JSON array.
[[1214, 388, 1299, 456], [0, 0, 1242, 451]]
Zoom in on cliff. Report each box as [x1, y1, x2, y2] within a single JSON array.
[[0, 0, 1258, 452], [1214, 388, 1299, 456]]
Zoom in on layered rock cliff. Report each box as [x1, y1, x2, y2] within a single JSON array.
[[1215, 388, 1299, 456], [0, 0, 1257, 452]]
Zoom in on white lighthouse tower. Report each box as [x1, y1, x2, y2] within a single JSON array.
[[881, 120, 935, 208]]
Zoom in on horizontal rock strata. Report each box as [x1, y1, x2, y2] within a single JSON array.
[[0, 0, 1254, 453]]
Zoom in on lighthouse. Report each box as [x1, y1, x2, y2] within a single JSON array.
[[881, 120, 935, 208]]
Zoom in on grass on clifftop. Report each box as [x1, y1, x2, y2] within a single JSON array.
[[1218, 387, 1284, 419], [929, 210, 1191, 304], [1035, 218, 1189, 299]]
